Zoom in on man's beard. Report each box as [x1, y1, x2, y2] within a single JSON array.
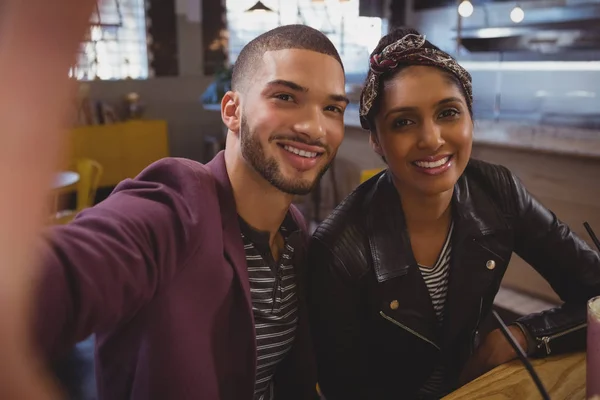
[[239, 115, 332, 196]]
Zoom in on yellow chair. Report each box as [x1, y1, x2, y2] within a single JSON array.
[[54, 158, 103, 224], [360, 168, 384, 183]]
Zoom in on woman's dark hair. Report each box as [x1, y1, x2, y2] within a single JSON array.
[[362, 27, 473, 132]]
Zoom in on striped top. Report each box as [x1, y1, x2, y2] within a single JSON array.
[[238, 216, 300, 400], [417, 221, 454, 399]]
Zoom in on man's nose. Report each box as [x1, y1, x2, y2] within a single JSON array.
[[293, 106, 326, 141]]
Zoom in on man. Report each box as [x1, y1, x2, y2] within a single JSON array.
[[24, 24, 347, 400]]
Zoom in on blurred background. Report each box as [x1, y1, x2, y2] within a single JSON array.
[[52, 1, 600, 397]]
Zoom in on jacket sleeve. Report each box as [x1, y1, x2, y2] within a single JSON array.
[[508, 171, 600, 357], [306, 236, 369, 400], [35, 158, 206, 359]]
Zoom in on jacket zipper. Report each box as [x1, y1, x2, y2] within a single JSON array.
[[379, 311, 440, 350], [471, 298, 484, 354], [537, 322, 587, 355]]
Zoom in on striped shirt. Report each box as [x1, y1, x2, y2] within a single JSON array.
[[238, 215, 300, 400], [417, 221, 454, 399]]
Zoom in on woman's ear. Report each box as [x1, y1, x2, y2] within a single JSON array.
[[369, 131, 383, 157], [221, 91, 241, 134]]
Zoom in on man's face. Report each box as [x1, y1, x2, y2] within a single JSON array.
[[238, 49, 347, 195]]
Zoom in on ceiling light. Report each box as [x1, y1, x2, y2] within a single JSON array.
[[458, 1, 474, 18], [245, 1, 274, 13], [510, 5, 525, 23]]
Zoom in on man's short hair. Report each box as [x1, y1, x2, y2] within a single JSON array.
[[231, 24, 344, 93]]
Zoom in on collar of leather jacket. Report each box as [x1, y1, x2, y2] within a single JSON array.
[[365, 164, 510, 284], [355, 163, 514, 349]]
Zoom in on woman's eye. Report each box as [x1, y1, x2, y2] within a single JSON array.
[[439, 109, 460, 118], [393, 119, 414, 128], [275, 94, 294, 102]]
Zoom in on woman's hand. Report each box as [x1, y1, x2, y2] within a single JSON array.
[[0, 0, 94, 397], [458, 325, 528, 386]]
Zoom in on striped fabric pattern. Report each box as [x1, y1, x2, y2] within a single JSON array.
[[417, 221, 454, 398], [240, 220, 299, 400]]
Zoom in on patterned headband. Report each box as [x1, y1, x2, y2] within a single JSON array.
[[359, 33, 473, 130]]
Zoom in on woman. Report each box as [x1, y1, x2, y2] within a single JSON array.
[[307, 27, 600, 399]]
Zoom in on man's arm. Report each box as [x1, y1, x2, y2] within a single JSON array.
[[34, 159, 205, 360], [0, 1, 95, 398]]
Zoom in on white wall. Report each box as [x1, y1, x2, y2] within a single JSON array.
[[87, 74, 221, 162]]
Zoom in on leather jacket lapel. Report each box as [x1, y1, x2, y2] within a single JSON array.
[[366, 172, 412, 282], [442, 175, 513, 348], [366, 172, 439, 347]]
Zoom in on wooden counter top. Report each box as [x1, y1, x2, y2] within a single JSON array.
[[443, 352, 586, 399]]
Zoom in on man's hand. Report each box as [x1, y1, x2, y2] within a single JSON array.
[[458, 325, 529, 386], [0, 1, 95, 398]]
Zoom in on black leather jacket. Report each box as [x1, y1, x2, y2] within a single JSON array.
[[307, 159, 600, 399]]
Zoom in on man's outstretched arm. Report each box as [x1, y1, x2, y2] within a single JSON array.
[[0, 1, 95, 398]]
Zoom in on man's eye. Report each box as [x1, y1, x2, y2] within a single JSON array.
[[325, 105, 343, 113]]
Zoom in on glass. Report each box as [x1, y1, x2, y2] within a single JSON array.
[[76, 0, 148, 80], [225, 0, 384, 75], [588, 296, 600, 399]]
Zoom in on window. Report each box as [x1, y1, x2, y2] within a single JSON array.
[[71, 0, 149, 80], [226, 0, 385, 76]]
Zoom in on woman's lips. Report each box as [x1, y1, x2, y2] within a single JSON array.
[[411, 155, 454, 176]]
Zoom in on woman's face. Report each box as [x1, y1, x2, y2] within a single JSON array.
[[372, 65, 473, 197]]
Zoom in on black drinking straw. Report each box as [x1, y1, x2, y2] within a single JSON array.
[[584, 222, 600, 252], [492, 310, 551, 400]]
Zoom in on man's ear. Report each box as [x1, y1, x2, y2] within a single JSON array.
[[369, 131, 383, 157], [221, 91, 241, 134]]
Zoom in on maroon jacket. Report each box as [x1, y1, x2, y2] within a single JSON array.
[[35, 151, 317, 399]]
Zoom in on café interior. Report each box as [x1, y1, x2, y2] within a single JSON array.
[[51, 0, 600, 398]]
